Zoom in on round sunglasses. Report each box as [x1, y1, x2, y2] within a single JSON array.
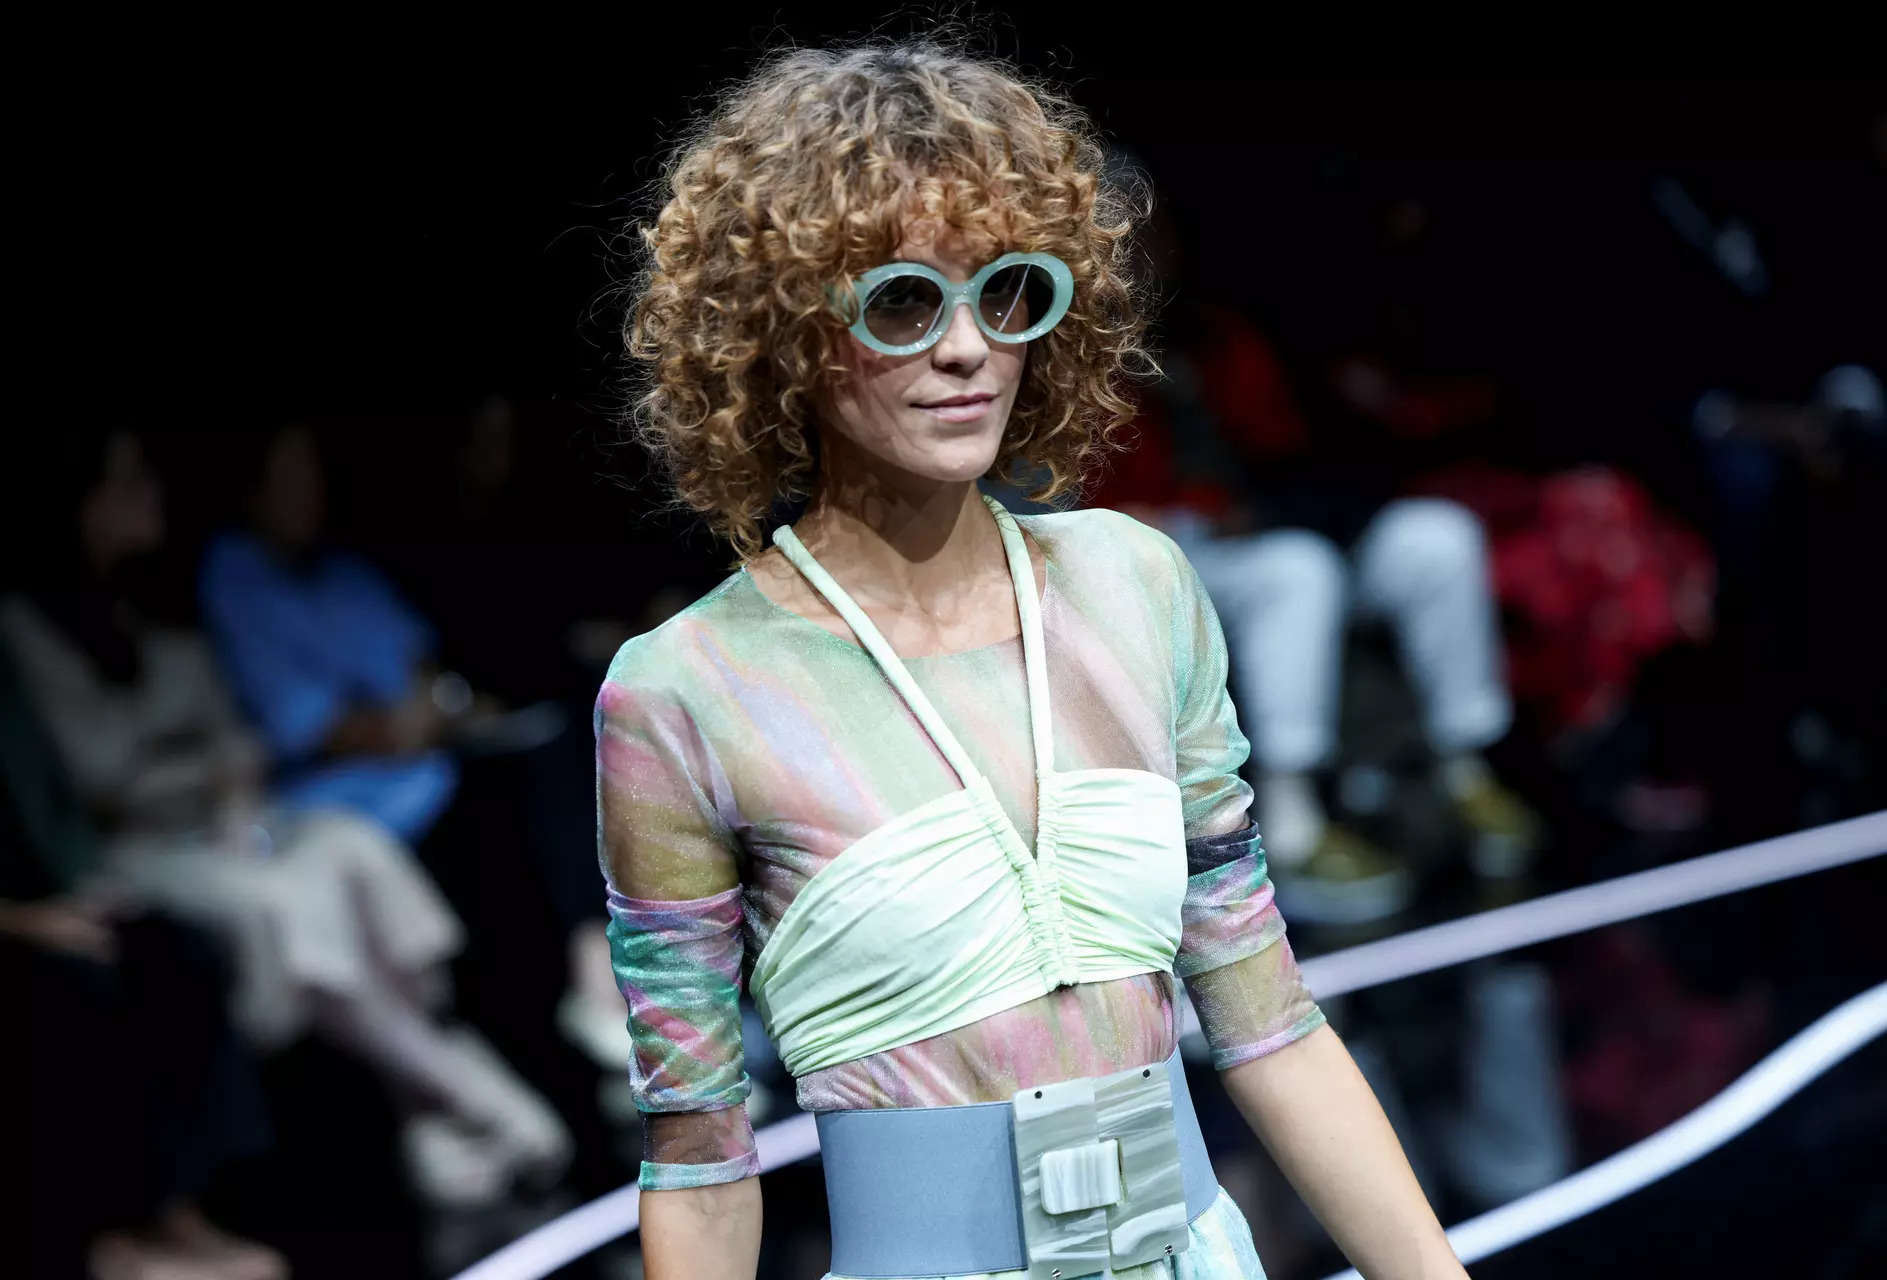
[[829, 251, 1074, 356]]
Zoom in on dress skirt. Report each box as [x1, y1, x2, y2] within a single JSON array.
[[822, 1186, 1268, 1280]]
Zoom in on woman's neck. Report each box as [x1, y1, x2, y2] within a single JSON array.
[[251, 526, 322, 575], [793, 472, 1004, 617]]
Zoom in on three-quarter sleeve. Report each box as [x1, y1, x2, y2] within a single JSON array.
[[1175, 819, 1327, 1068], [1157, 528, 1327, 1068], [595, 647, 759, 1190], [1162, 527, 1256, 842]]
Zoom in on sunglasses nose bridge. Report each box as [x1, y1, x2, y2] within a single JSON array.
[[933, 292, 993, 349]]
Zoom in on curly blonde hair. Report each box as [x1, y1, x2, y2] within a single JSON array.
[[618, 36, 1156, 568]]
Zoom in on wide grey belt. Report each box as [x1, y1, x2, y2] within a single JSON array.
[[816, 1048, 1217, 1279]]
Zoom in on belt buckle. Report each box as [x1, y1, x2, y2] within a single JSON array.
[[1011, 1060, 1191, 1280]]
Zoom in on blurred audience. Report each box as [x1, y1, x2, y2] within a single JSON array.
[[1089, 196, 1542, 926], [3, 644, 285, 1280], [1562, 118, 1887, 838], [198, 425, 464, 845], [1687, 353, 1885, 823], [211, 411, 635, 1081], [1415, 465, 1718, 770], [361, 396, 639, 1074], [1, 429, 572, 1213]]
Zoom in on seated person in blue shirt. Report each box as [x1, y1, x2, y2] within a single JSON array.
[[200, 424, 465, 845]]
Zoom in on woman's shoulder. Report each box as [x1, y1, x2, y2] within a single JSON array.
[[596, 571, 753, 708], [1012, 504, 1189, 594]]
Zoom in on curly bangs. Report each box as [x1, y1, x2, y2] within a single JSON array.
[[620, 38, 1156, 567]]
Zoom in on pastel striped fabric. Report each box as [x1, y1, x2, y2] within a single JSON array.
[[597, 504, 1324, 1196]]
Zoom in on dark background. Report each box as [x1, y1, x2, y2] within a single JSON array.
[[34, 51, 1881, 607], [37, 41, 1882, 461]]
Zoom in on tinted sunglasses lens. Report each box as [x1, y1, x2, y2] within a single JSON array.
[[978, 262, 1058, 336], [862, 274, 945, 347]]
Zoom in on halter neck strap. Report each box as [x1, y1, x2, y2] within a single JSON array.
[[769, 491, 1053, 793]]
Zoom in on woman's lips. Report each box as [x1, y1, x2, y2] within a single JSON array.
[[918, 396, 994, 423]]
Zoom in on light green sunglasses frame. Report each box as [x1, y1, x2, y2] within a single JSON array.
[[828, 251, 1075, 356]]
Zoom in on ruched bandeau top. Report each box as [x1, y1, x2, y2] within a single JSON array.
[[748, 493, 1188, 1077]]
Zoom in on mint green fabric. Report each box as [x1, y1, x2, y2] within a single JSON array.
[[596, 488, 1326, 1190], [749, 494, 1188, 1077]]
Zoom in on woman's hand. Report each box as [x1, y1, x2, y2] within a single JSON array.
[[390, 685, 451, 753], [210, 790, 274, 856], [0, 896, 118, 963], [209, 733, 268, 799], [322, 690, 447, 758]]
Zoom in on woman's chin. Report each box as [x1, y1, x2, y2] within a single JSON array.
[[920, 434, 1006, 483]]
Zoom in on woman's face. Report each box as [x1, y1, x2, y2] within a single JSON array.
[[252, 425, 328, 552], [814, 221, 1028, 492], [80, 432, 164, 570]]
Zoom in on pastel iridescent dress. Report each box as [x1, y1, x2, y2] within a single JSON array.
[[597, 493, 1327, 1279]]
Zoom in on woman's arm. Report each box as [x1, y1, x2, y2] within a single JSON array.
[[640, 1177, 762, 1280], [1220, 1020, 1466, 1280], [597, 655, 762, 1275]]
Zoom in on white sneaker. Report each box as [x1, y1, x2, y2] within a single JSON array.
[[403, 1113, 512, 1210], [557, 988, 634, 1072], [441, 1026, 576, 1190]]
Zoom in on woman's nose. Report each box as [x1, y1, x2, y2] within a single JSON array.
[[930, 301, 990, 370]]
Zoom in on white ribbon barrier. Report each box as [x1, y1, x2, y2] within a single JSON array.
[[1182, 808, 1887, 1040], [449, 1116, 823, 1280], [455, 809, 1886, 1280], [1322, 979, 1887, 1278]]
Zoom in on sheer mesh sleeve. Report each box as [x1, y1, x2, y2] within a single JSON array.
[[1176, 820, 1326, 1069], [1159, 532, 1327, 1068], [595, 647, 758, 1190], [1160, 527, 1256, 841]]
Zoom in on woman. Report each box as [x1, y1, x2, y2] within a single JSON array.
[[2, 428, 572, 1210], [602, 40, 1467, 1279], [198, 423, 460, 847]]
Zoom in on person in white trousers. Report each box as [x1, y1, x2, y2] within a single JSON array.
[[1150, 496, 1542, 925]]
